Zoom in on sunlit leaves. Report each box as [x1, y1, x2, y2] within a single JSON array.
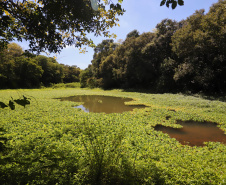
[[0, 0, 125, 53], [1, 0, 185, 53], [171, 0, 226, 92]]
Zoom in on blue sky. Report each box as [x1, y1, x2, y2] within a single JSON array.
[[17, 0, 219, 69]]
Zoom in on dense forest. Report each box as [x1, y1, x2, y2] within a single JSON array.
[[81, 0, 226, 94], [0, 43, 80, 89], [1, 0, 225, 94]]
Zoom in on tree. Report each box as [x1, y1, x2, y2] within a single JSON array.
[[113, 32, 157, 88], [0, 43, 45, 88], [0, 0, 185, 53], [80, 65, 93, 88], [14, 57, 44, 88], [143, 19, 180, 91], [92, 39, 118, 78], [99, 54, 116, 88], [0, 0, 125, 53], [2, 42, 23, 58], [63, 65, 80, 83], [36, 55, 64, 86], [126, 29, 140, 39], [172, 0, 226, 92], [0, 42, 24, 88]]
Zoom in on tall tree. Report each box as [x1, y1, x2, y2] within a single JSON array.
[[0, 43, 44, 88], [172, 0, 226, 92], [91, 39, 118, 78], [126, 29, 140, 39], [36, 55, 64, 86], [113, 32, 156, 88], [14, 57, 44, 88], [146, 19, 180, 91], [63, 65, 80, 83]]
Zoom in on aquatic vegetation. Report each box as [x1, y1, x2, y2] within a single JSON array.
[[0, 88, 225, 184]]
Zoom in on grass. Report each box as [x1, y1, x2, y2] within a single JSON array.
[[0, 87, 226, 184]]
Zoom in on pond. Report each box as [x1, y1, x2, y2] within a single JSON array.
[[154, 121, 226, 146], [59, 95, 146, 114]]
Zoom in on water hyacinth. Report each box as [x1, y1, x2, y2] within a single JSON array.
[[0, 88, 225, 184]]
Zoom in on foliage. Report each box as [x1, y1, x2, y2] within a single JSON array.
[[0, 43, 81, 89], [79, 66, 93, 88], [126, 29, 140, 39], [0, 0, 125, 53], [84, 18, 180, 90], [172, 0, 226, 93], [83, 0, 225, 94], [0, 0, 185, 53], [0, 88, 225, 184], [51, 82, 81, 89], [63, 65, 81, 83], [160, 0, 184, 9], [36, 55, 64, 86]]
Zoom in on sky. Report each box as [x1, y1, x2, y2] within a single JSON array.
[[16, 0, 219, 69]]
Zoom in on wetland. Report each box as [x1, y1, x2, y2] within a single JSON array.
[[0, 88, 225, 184], [59, 95, 147, 113]]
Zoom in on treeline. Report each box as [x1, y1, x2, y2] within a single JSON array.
[[0, 43, 80, 89], [81, 0, 226, 93]]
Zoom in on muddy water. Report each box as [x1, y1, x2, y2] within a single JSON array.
[[154, 121, 226, 146], [59, 95, 146, 114]]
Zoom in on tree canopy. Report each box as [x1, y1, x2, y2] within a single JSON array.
[[0, 0, 185, 53], [0, 42, 81, 89], [81, 0, 225, 94], [0, 0, 125, 53]]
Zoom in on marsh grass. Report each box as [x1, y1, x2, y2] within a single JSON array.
[[0, 88, 225, 184]]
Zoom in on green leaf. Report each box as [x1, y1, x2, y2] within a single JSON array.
[[116, 3, 122, 11], [110, 4, 114, 9], [0, 102, 8, 109], [178, 0, 184, 6], [160, 0, 166, 6], [166, 1, 170, 8], [172, 1, 177, 9]]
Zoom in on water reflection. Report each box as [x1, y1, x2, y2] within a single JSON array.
[[154, 121, 226, 146], [59, 95, 146, 114]]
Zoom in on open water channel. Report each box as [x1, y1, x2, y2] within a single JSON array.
[[59, 95, 146, 114]]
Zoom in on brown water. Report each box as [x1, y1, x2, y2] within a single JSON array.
[[154, 121, 226, 146], [59, 95, 146, 114]]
